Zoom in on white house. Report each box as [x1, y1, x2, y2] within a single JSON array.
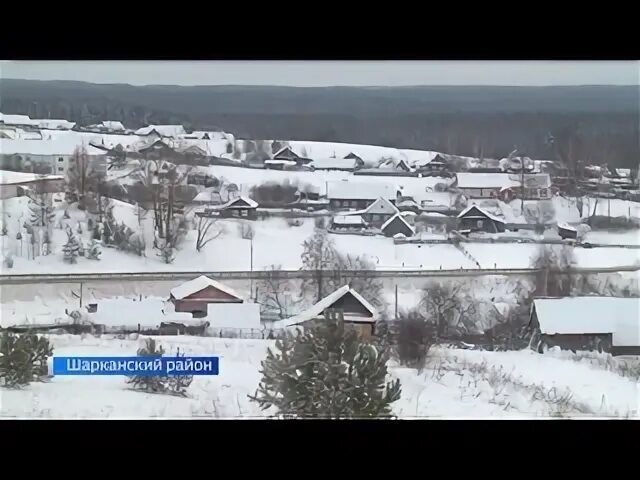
[[0, 170, 65, 199]]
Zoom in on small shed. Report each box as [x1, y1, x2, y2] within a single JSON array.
[[381, 213, 415, 238], [170, 275, 244, 317], [529, 297, 640, 355], [272, 285, 378, 339], [331, 215, 367, 230], [212, 196, 258, 219], [457, 205, 506, 233]]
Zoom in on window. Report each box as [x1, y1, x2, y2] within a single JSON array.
[[58, 166, 64, 172], [241, 210, 248, 217], [477, 220, 484, 229], [58, 157, 64, 162]]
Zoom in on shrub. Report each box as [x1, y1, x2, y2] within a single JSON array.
[[394, 310, 435, 370], [3, 254, 14, 269], [0, 332, 54, 388]]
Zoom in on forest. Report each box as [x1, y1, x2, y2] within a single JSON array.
[[1, 80, 638, 167]]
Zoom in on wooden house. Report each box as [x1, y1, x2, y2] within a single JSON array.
[[361, 197, 399, 227], [170, 275, 244, 317], [529, 297, 640, 356], [457, 205, 506, 233], [344, 152, 364, 164], [381, 213, 415, 238], [272, 285, 378, 339], [203, 195, 258, 219], [326, 180, 396, 210], [273, 146, 313, 166]]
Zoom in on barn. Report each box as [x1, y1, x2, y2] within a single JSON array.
[[272, 285, 378, 339], [170, 276, 244, 317], [529, 296, 640, 355]]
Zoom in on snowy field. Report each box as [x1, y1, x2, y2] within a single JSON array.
[[1, 335, 637, 418]]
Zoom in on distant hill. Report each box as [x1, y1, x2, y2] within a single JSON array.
[[1, 80, 638, 167]]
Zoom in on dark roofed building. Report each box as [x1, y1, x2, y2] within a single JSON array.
[[457, 205, 506, 233], [381, 213, 415, 238]]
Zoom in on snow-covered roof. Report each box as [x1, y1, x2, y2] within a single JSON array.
[[135, 125, 186, 137], [0, 113, 39, 126], [310, 157, 358, 170], [207, 303, 260, 329], [381, 213, 415, 234], [327, 180, 396, 200], [557, 222, 577, 232], [457, 205, 505, 224], [37, 119, 76, 130], [221, 195, 258, 209], [455, 173, 521, 190], [273, 285, 377, 328], [0, 139, 106, 156], [100, 121, 125, 131], [533, 297, 640, 347], [332, 215, 366, 225], [365, 197, 399, 215], [91, 297, 193, 328], [0, 170, 64, 185], [264, 159, 297, 166], [192, 191, 220, 203], [170, 275, 243, 301]]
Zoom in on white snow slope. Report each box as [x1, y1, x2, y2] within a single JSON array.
[[1, 335, 637, 418]]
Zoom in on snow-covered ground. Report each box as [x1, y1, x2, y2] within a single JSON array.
[[1, 335, 637, 418]]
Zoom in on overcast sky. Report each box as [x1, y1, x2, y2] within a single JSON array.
[[1, 61, 638, 87]]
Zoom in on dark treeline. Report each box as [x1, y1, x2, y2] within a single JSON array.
[[1, 80, 638, 167]]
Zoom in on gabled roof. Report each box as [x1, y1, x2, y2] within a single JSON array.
[[273, 285, 377, 328], [273, 146, 300, 159], [381, 212, 415, 234], [532, 297, 639, 347], [220, 195, 258, 209], [170, 275, 243, 301], [365, 197, 399, 216], [457, 205, 505, 224]]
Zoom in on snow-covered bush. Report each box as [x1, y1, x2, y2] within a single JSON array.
[[3, 254, 14, 269], [0, 331, 53, 388], [394, 309, 435, 370], [62, 228, 81, 264], [86, 239, 102, 260], [249, 314, 401, 418]]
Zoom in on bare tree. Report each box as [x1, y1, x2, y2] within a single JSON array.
[[300, 229, 337, 302], [532, 245, 575, 297], [333, 253, 384, 309], [257, 264, 298, 319], [195, 215, 223, 252], [68, 145, 101, 210], [420, 282, 477, 338], [394, 309, 435, 370]]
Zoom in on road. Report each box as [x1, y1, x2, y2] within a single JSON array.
[[1, 265, 638, 284]]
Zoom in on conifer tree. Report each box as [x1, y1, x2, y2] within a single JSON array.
[[86, 238, 102, 260], [249, 313, 401, 418], [0, 332, 53, 387], [62, 228, 80, 263]]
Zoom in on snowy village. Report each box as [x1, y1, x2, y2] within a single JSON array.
[[0, 76, 639, 419]]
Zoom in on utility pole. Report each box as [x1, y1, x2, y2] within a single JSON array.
[[394, 284, 398, 321], [79, 282, 83, 308], [249, 234, 254, 296]]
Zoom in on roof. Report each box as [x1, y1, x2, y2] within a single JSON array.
[[264, 159, 297, 166], [134, 125, 186, 137], [0, 113, 39, 126], [365, 197, 399, 215], [381, 213, 415, 234], [170, 275, 243, 301], [0, 170, 64, 185], [533, 297, 640, 347], [310, 157, 358, 170], [455, 173, 522, 190], [91, 297, 193, 328], [327, 180, 396, 200], [100, 121, 125, 131], [207, 303, 261, 329], [0, 139, 106, 156], [332, 215, 365, 225], [214, 195, 258, 209], [37, 119, 76, 130], [273, 285, 377, 328], [457, 205, 505, 224]]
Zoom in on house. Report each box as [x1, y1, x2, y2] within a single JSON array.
[[0, 139, 107, 176], [170, 275, 244, 317], [344, 152, 364, 164], [417, 155, 447, 174], [529, 297, 640, 355], [273, 146, 313, 166], [326, 180, 396, 210], [264, 159, 297, 170], [0, 170, 65, 199], [381, 213, 415, 238], [331, 215, 367, 230], [272, 285, 378, 339], [309, 157, 363, 172], [454, 173, 521, 199], [456, 205, 506, 233], [135, 125, 186, 138], [203, 195, 258, 219], [361, 197, 399, 227], [0, 113, 40, 128]]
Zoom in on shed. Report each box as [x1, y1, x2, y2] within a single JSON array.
[[530, 297, 640, 355], [457, 205, 506, 233], [170, 275, 244, 317], [381, 213, 415, 238], [272, 285, 378, 339]]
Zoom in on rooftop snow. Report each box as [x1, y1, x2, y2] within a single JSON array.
[[0, 139, 106, 156], [365, 197, 399, 215], [457, 205, 505, 224], [310, 158, 358, 170], [37, 119, 76, 130], [274, 285, 377, 328], [327, 180, 396, 200], [91, 297, 193, 328], [0, 113, 39, 126], [0, 170, 64, 185], [381, 213, 415, 234], [533, 297, 640, 347], [170, 275, 243, 301], [332, 215, 366, 225], [135, 125, 186, 137], [455, 173, 522, 189], [100, 121, 125, 131]]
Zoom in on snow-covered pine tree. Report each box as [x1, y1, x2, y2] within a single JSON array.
[[0, 331, 53, 387], [249, 312, 401, 418], [126, 338, 168, 393], [86, 239, 102, 260], [29, 194, 55, 228], [62, 228, 80, 264]]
